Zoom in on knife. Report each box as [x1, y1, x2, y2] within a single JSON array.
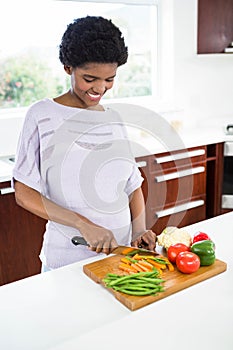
[[71, 236, 158, 256]]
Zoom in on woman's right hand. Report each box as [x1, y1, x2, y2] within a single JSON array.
[[14, 181, 118, 255], [77, 220, 118, 255]]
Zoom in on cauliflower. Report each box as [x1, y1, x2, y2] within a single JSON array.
[[157, 226, 192, 250]]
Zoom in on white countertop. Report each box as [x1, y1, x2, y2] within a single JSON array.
[[128, 125, 228, 157], [0, 156, 15, 183], [0, 211, 232, 350]]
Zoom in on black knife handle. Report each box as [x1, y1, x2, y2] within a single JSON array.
[[71, 236, 89, 246]]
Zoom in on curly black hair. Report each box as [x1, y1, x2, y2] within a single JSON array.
[[59, 16, 128, 68]]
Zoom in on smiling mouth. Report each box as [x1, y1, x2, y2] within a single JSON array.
[[87, 92, 101, 100]]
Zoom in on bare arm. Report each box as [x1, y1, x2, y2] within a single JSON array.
[[129, 187, 157, 251], [14, 180, 117, 254]]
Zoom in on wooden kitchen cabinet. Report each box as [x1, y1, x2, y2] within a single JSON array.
[[198, 0, 233, 54], [136, 146, 207, 234], [0, 181, 46, 286], [206, 142, 225, 217], [136, 142, 225, 234]]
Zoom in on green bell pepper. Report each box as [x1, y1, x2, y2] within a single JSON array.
[[191, 240, 215, 266]]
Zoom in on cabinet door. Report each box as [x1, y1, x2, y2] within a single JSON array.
[[198, 0, 233, 54], [0, 182, 46, 285], [149, 165, 206, 210]]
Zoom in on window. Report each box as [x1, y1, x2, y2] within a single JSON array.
[[0, 0, 158, 109]]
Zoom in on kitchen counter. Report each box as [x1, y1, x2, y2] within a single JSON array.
[[0, 212, 232, 350], [0, 155, 15, 183], [127, 124, 228, 157], [0, 125, 229, 182]]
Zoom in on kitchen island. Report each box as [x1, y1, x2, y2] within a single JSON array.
[[0, 212, 232, 350]]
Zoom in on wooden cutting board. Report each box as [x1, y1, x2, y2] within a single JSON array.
[[83, 254, 227, 311]]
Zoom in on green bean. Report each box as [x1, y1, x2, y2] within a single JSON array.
[[116, 285, 155, 291], [106, 273, 120, 278], [113, 288, 159, 296], [125, 256, 138, 263], [133, 277, 164, 283], [107, 275, 138, 286], [125, 249, 140, 256], [124, 283, 161, 290], [105, 271, 156, 286], [148, 257, 167, 264]]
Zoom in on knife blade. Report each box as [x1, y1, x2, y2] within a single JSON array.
[[71, 236, 158, 256]]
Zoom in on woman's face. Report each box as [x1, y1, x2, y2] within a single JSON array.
[[65, 63, 118, 108]]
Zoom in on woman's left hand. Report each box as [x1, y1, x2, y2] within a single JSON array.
[[131, 230, 157, 252]]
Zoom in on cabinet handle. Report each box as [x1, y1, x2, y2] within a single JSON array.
[[155, 199, 205, 218], [0, 187, 15, 195], [154, 149, 205, 164], [136, 161, 147, 168], [155, 166, 205, 183]]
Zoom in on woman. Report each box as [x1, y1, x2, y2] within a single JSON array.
[[13, 16, 157, 271]]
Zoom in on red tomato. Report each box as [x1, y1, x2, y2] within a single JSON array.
[[176, 251, 200, 274], [192, 232, 211, 244], [167, 243, 190, 263]]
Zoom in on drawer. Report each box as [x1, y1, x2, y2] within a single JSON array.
[[149, 146, 206, 174], [0, 181, 11, 189], [0, 181, 14, 195], [145, 166, 206, 209], [147, 198, 206, 234]]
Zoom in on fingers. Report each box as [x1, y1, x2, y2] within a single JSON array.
[[132, 230, 157, 251], [88, 237, 118, 255], [131, 236, 142, 248], [141, 230, 157, 251]]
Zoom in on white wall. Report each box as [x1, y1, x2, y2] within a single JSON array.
[[171, 0, 233, 128]]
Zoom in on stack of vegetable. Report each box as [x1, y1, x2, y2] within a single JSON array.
[[103, 271, 164, 296], [165, 230, 216, 274], [102, 229, 216, 297], [102, 248, 175, 296], [117, 253, 174, 275]]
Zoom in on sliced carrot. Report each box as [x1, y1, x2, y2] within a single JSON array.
[[154, 267, 163, 275], [131, 263, 145, 272], [147, 259, 167, 270], [119, 263, 136, 274], [121, 247, 137, 255], [130, 264, 141, 273], [139, 260, 154, 270], [135, 262, 151, 272], [120, 257, 131, 265], [132, 253, 154, 261], [156, 256, 175, 271], [167, 262, 175, 272], [132, 253, 143, 260], [139, 255, 159, 260]]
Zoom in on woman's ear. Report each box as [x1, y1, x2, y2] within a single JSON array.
[[64, 65, 72, 75]]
